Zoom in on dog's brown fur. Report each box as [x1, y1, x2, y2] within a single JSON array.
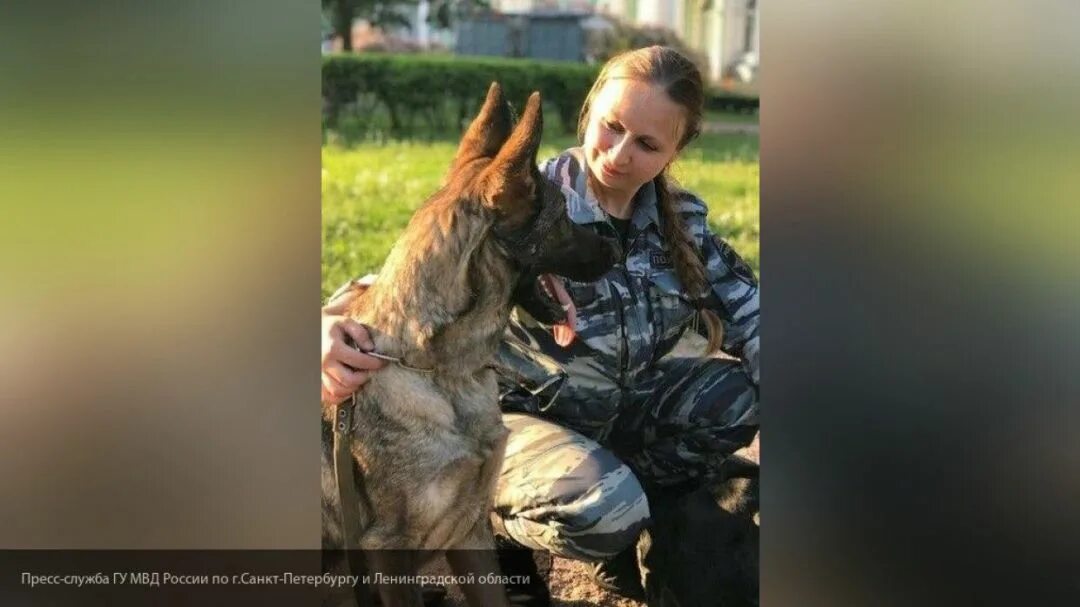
[[322, 83, 619, 606]]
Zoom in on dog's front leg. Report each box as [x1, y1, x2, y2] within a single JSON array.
[[366, 550, 424, 607], [446, 430, 510, 607], [446, 540, 509, 607]]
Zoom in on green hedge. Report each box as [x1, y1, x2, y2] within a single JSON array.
[[322, 53, 759, 138], [323, 53, 600, 136], [707, 89, 759, 114]]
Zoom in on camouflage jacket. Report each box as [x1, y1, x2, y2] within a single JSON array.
[[495, 148, 760, 438]]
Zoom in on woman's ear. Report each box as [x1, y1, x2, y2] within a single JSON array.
[[677, 123, 701, 151]]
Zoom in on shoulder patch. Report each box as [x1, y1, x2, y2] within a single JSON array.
[[650, 252, 673, 268], [713, 236, 758, 286]]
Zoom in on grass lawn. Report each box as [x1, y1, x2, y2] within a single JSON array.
[[322, 131, 758, 298], [705, 108, 759, 126]]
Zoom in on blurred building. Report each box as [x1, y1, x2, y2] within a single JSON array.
[[486, 0, 759, 83], [320, 1, 759, 86], [457, 11, 589, 62], [322, 1, 454, 54]]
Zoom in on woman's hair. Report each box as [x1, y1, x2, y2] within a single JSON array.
[[578, 45, 723, 353]]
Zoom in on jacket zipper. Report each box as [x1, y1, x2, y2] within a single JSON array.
[[611, 228, 645, 405], [610, 266, 628, 392]]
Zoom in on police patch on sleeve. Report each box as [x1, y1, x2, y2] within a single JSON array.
[[713, 236, 758, 286], [650, 252, 672, 268]]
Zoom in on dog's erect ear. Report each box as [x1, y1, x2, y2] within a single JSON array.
[[480, 91, 543, 213], [449, 82, 513, 175]]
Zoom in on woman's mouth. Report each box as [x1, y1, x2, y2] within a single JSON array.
[[600, 163, 624, 179]]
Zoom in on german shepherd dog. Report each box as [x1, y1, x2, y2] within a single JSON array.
[[322, 83, 621, 606]]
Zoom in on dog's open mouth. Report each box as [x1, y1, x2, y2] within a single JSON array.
[[537, 274, 577, 347]]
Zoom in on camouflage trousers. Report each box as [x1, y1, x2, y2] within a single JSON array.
[[492, 356, 758, 561]]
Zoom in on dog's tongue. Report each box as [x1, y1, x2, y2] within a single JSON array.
[[541, 274, 577, 347]]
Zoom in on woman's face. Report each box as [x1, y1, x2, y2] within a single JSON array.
[[582, 78, 686, 201]]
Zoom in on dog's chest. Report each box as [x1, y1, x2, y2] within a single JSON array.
[[345, 374, 507, 550], [358, 369, 505, 473]]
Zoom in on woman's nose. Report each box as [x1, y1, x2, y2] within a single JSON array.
[[610, 136, 632, 167]]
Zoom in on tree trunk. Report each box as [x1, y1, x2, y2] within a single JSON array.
[[335, 0, 353, 51]]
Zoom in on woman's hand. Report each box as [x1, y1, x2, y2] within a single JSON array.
[[321, 278, 386, 404]]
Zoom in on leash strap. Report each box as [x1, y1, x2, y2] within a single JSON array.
[[344, 334, 435, 375], [362, 349, 435, 374], [333, 395, 375, 607]]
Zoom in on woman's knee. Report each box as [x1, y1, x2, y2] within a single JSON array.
[[495, 416, 650, 560], [555, 450, 651, 559]]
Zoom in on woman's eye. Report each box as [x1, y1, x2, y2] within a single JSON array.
[[639, 140, 658, 152], [604, 119, 623, 133]]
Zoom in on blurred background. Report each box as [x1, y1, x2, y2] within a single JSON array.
[[0, 0, 322, 550]]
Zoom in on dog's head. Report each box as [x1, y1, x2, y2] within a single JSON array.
[[449, 83, 621, 325]]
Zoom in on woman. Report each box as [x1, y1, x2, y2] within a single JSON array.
[[322, 46, 759, 604]]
